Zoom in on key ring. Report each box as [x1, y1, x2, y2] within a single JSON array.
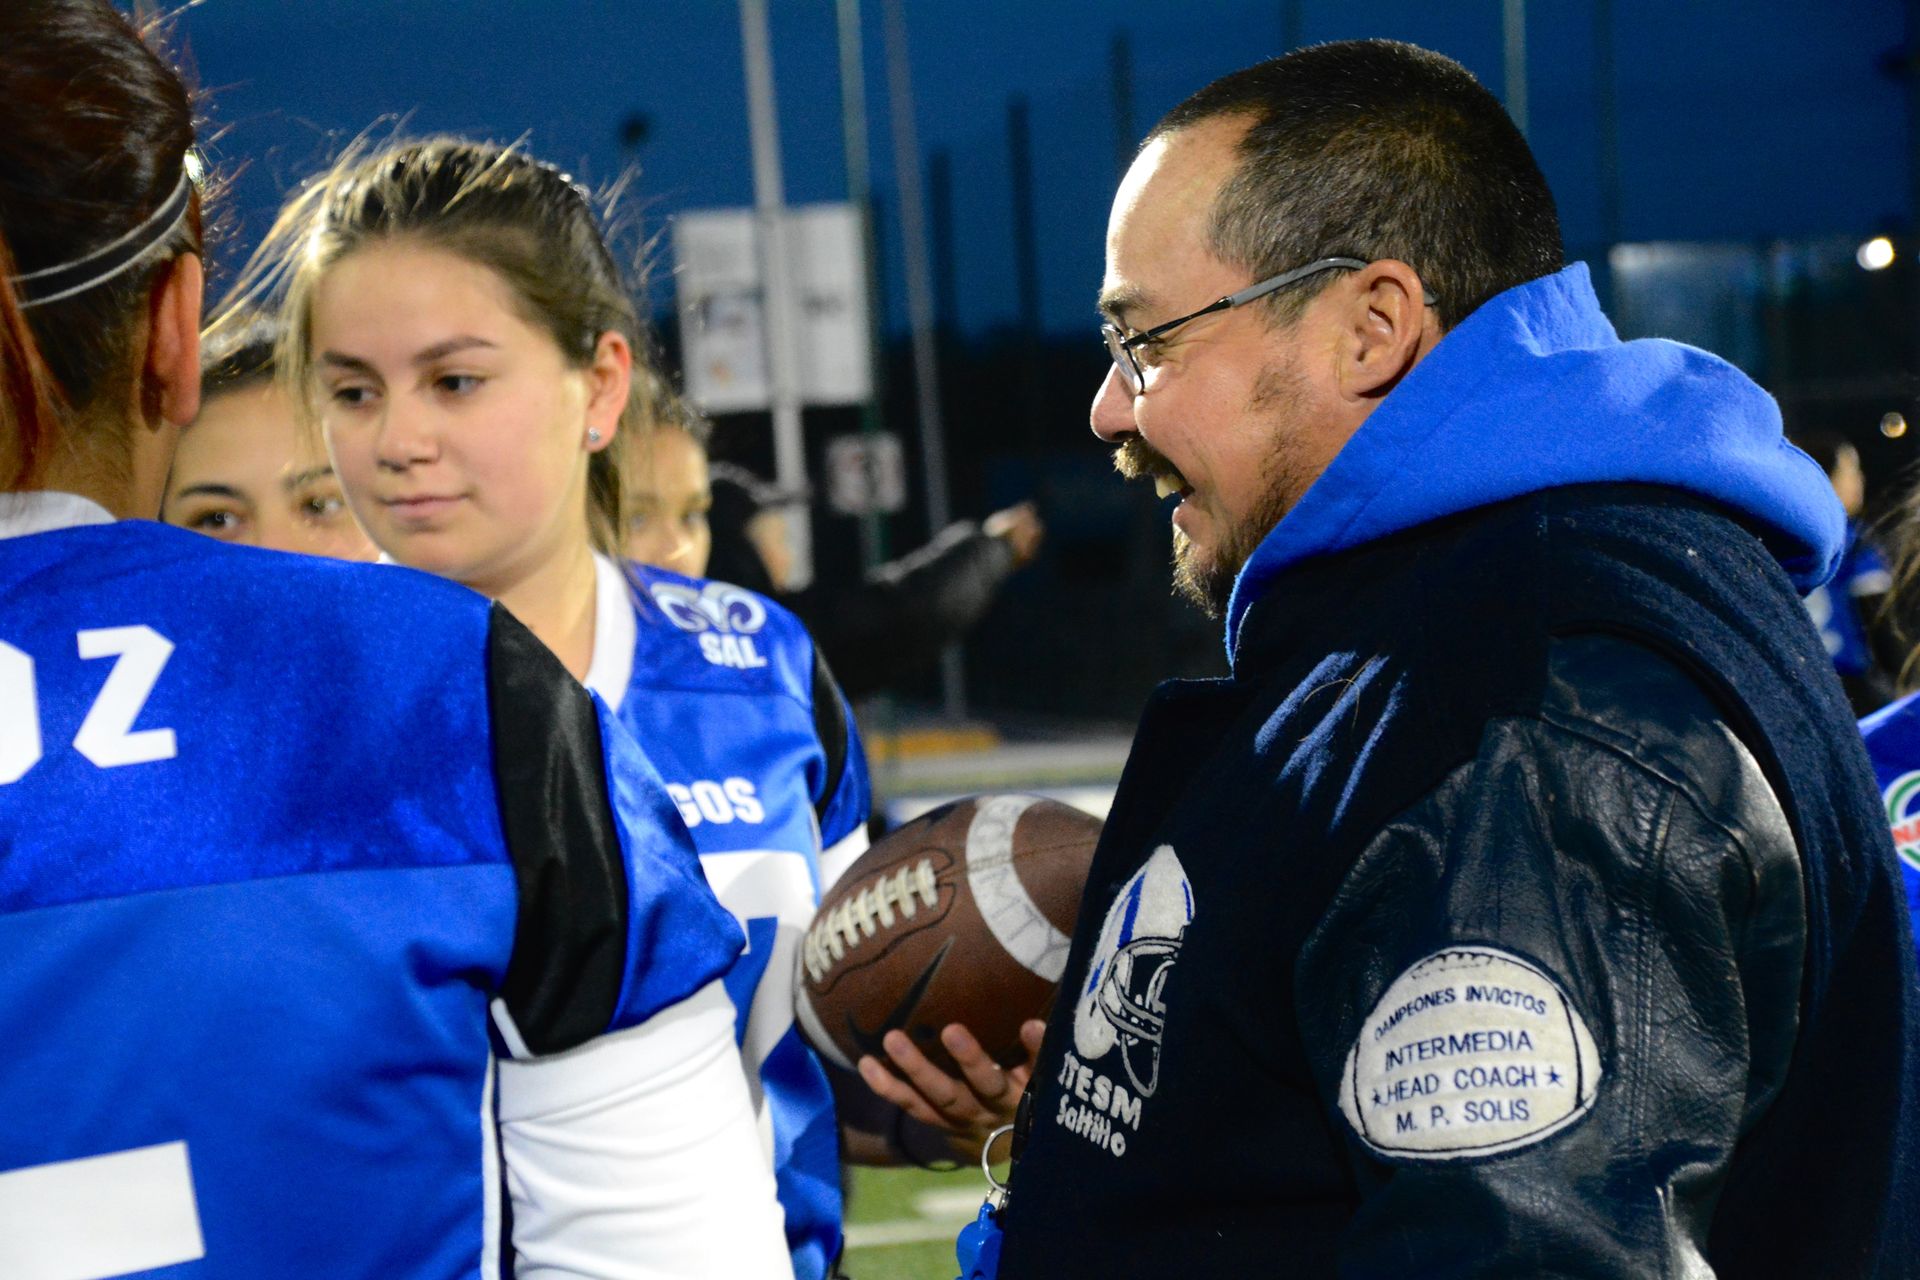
[[981, 1123, 1016, 1192]]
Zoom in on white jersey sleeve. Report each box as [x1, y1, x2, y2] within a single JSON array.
[[498, 981, 794, 1279], [817, 823, 870, 891]]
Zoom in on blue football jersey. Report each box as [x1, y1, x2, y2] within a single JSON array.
[[1806, 525, 1891, 677], [1859, 689, 1920, 969], [0, 500, 741, 1278], [586, 556, 871, 1280]]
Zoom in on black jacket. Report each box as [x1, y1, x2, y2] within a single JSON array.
[[999, 485, 1918, 1277]]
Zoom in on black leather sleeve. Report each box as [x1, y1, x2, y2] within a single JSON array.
[[485, 603, 630, 1056], [1296, 634, 1806, 1278]]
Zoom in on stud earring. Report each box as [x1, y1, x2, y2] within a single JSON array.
[[587, 429, 603, 444]]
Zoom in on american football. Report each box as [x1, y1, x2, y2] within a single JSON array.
[[794, 794, 1103, 1077]]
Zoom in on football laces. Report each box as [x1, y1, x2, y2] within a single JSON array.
[[802, 859, 940, 984]]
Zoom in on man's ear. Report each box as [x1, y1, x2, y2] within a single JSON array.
[[584, 330, 634, 452], [1338, 259, 1437, 400], [145, 253, 203, 429]]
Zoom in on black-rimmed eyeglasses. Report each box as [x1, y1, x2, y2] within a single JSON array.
[[1100, 256, 1369, 395]]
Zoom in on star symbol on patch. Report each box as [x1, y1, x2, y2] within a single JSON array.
[[1547, 1067, 1563, 1086]]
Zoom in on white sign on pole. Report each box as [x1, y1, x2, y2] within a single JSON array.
[[674, 211, 767, 414], [787, 204, 872, 406], [824, 431, 908, 516], [675, 202, 873, 413]]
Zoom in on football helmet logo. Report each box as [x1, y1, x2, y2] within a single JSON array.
[[1073, 844, 1192, 1098]]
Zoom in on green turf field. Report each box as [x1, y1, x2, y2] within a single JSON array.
[[841, 1163, 987, 1280]]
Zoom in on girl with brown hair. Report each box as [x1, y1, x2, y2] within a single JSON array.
[[0, 5, 785, 1275], [246, 137, 870, 1279]]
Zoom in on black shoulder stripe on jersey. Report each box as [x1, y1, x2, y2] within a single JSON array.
[[811, 645, 852, 825], [486, 604, 629, 1055]]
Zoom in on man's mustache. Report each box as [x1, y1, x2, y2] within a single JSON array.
[[1113, 437, 1186, 487]]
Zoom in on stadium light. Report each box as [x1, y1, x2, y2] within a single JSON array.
[[1858, 236, 1896, 271]]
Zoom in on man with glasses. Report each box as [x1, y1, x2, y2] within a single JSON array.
[[970, 38, 1916, 1278]]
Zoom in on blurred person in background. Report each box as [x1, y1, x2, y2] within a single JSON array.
[[623, 393, 1048, 1171], [1793, 430, 1895, 714], [253, 135, 871, 1280], [0, 4, 777, 1276], [161, 315, 375, 559], [623, 368, 714, 578], [1853, 463, 1920, 970], [901, 40, 1916, 1278], [695, 460, 1044, 700]]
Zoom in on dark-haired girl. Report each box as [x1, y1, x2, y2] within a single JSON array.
[[254, 137, 870, 1280], [0, 4, 786, 1275], [161, 317, 374, 558]]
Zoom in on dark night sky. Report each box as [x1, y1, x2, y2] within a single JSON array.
[[172, 0, 1912, 339]]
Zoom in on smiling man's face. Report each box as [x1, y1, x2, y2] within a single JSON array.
[[1091, 116, 1346, 616]]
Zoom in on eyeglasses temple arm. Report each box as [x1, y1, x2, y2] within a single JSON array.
[[1224, 256, 1371, 309]]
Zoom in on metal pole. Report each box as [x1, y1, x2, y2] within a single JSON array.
[[739, 0, 812, 588], [1283, 0, 1304, 50], [881, 0, 964, 717], [929, 149, 957, 335], [835, 0, 888, 569], [1008, 95, 1043, 456], [1008, 97, 1040, 333], [1503, 0, 1529, 139], [1111, 29, 1135, 182], [1594, 0, 1622, 248], [836, 0, 871, 213]]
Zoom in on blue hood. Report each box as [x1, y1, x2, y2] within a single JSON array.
[[1224, 262, 1844, 663]]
